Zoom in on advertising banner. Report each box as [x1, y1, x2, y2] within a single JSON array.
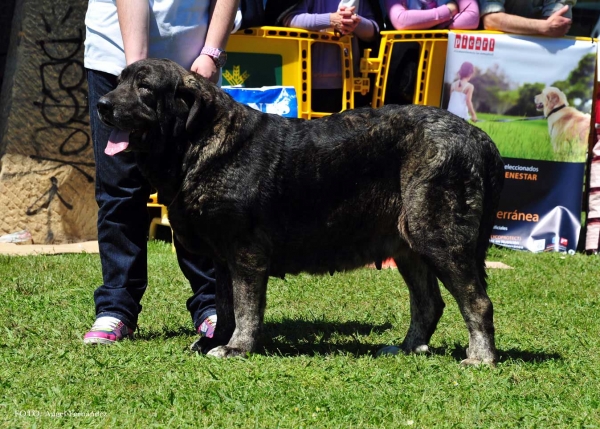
[[443, 32, 596, 252]]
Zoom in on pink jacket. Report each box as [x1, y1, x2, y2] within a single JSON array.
[[385, 0, 479, 30]]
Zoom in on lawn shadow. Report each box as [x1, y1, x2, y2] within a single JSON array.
[[428, 343, 563, 364], [260, 319, 393, 357], [133, 320, 562, 364], [497, 348, 563, 364], [135, 325, 196, 340]]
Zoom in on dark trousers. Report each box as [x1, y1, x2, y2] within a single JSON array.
[[87, 68, 216, 330]]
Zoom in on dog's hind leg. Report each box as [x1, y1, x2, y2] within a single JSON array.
[[437, 265, 497, 366], [206, 249, 268, 358], [394, 249, 445, 354]]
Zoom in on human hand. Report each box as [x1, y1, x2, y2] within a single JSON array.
[[331, 6, 360, 35], [541, 5, 572, 37], [446, 1, 458, 17], [191, 54, 220, 84]]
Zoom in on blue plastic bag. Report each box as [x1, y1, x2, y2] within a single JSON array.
[[222, 86, 298, 118]]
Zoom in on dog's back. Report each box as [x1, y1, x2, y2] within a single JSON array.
[[238, 104, 505, 278]]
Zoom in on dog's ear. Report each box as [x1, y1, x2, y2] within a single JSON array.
[[546, 91, 560, 108], [176, 74, 203, 133]]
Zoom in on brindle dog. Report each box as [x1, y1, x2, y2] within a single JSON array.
[[97, 58, 504, 365]]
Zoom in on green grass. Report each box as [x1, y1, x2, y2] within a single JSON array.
[[1, 242, 600, 428], [474, 114, 587, 163]]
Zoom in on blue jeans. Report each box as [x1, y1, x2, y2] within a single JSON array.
[[87, 68, 216, 331]]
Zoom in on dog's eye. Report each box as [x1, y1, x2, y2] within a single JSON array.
[[138, 80, 152, 91]]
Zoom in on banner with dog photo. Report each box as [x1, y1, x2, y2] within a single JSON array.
[[443, 32, 596, 253]]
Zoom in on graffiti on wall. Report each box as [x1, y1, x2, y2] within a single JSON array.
[[22, 5, 93, 242]]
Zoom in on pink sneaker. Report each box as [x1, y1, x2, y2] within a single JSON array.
[[83, 316, 134, 345], [198, 314, 217, 339], [190, 315, 217, 352]]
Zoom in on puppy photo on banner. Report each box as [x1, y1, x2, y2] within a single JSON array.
[[443, 32, 597, 253]]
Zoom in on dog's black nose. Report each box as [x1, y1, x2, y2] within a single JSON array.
[[97, 97, 113, 116]]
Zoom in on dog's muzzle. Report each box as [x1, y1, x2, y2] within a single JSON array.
[[97, 97, 115, 126]]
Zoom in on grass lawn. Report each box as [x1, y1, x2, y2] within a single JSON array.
[[1, 241, 599, 428], [474, 114, 587, 163]]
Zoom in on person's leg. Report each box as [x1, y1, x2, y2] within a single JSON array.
[[175, 239, 217, 336], [85, 68, 151, 339], [85, 68, 217, 346]]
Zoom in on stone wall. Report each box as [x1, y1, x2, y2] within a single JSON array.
[[0, 0, 96, 244]]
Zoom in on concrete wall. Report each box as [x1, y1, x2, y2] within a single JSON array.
[[0, 0, 96, 244]]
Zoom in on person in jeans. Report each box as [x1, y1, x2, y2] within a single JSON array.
[[478, 0, 575, 37], [83, 0, 239, 347]]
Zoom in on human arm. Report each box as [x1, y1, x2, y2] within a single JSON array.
[[116, 0, 150, 66], [284, 2, 377, 41], [481, 5, 573, 37], [283, 1, 336, 32], [191, 0, 239, 82], [385, 0, 456, 30], [337, 5, 377, 41], [448, 0, 479, 30]]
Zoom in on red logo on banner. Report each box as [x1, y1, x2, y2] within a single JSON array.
[[560, 237, 568, 246], [455, 35, 462, 48], [482, 38, 489, 51], [456, 34, 495, 53]]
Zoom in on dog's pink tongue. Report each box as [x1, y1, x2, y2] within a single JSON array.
[[105, 129, 130, 156]]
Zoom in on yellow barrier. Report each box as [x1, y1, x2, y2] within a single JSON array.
[[227, 28, 451, 113], [227, 27, 356, 119], [364, 30, 449, 108], [147, 193, 174, 251]]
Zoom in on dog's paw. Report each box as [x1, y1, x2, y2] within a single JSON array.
[[411, 344, 430, 354], [462, 346, 497, 366], [376, 344, 430, 357], [402, 342, 430, 354], [460, 358, 496, 367], [189, 336, 215, 354], [206, 345, 248, 359]]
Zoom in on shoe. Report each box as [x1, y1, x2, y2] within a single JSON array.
[[190, 314, 217, 352], [83, 316, 134, 345], [199, 314, 217, 339]]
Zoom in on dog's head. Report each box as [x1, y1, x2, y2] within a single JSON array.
[[97, 58, 212, 155], [534, 87, 569, 117]]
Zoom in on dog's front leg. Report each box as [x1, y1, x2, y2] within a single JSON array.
[[194, 263, 236, 354], [206, 250, 268, 358]]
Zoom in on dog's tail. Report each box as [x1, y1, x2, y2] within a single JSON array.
[[476, 130, 505, 288]]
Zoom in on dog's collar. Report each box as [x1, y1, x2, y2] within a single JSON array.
[[546, 104, 566, 118]]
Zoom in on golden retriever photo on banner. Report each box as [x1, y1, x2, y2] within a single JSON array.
[[535, 86, 592, 152]]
